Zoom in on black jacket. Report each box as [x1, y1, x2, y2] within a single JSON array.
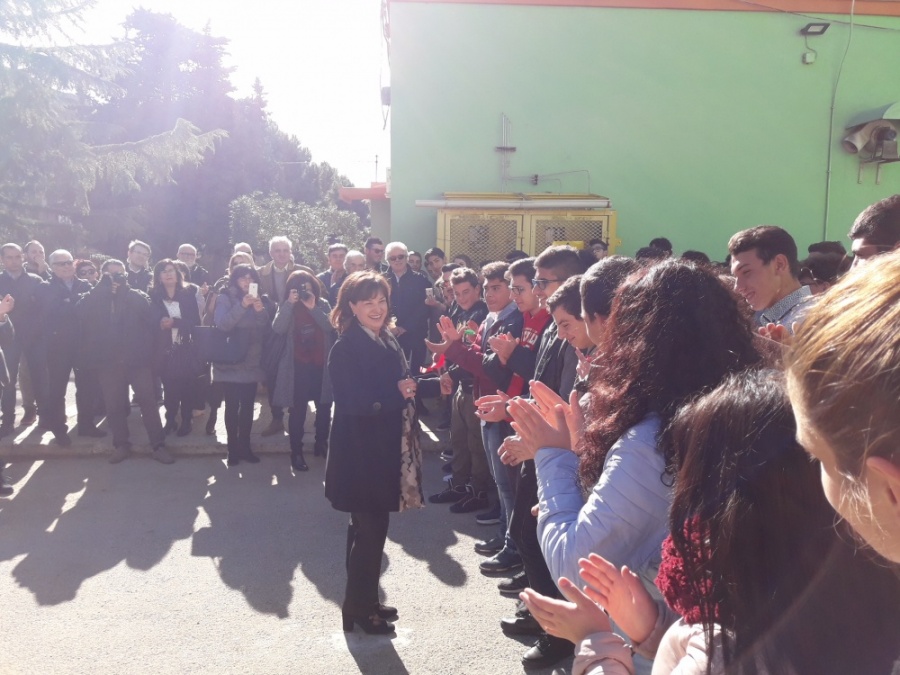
[[127, 267, 152, 293], [75, 279, 157, 369], [0, 270, 45, 343], [388, 269, 431, 340], [325, 321, 408, 513], [150, 284, 202, 368], [39, 276, 93, 358], [0, 319, 14, 390], [188, 264, 210, 286]]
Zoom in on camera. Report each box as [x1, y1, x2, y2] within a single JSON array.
[[298, 282, 312, 300], [110, 272, 127, 285]]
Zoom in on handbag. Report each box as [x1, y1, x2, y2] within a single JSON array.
[[261, 330, 288, 383], [194, 325, 251, 365], [162, 337, 205, 380]]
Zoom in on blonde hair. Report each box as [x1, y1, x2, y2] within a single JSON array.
[[787, 251, 900, 477]]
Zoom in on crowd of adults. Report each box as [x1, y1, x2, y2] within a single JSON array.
[[1, 193, 900, 674]]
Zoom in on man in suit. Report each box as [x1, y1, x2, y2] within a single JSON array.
[[0, 293, 17, 495], [40, 249, 98, 445]]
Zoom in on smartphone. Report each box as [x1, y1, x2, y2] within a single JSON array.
[[248, 282, 258, 298], [425, 288, 434, 299]]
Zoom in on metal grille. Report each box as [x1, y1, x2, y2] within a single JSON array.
[[535, 218, 607, 248], [444, 216, 520, 269]]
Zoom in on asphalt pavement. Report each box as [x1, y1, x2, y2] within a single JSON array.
[[0, 397, 574, 675]]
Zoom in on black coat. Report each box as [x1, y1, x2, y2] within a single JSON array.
[[388, 269, 431, 340], [150, 284, 202, 369], [0, 271, 45, 343], [39, 276, 93, 358], [325, 321, 407, 513], [75, 280, 157, 369]]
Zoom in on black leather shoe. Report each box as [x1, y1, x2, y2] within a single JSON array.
[[242, 451, 261, 464], [291, 455, 308, 471], [474, 535, 504, 556], [522, 633, 574, 670], [500, 611, 542, 637], [498, 570, 529, 597], [53, 428, 72, 447], [375, 603, 398, 619], [342, 612, 395, 634]]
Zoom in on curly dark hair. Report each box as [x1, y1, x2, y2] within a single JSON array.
[[579, 259, 761, 488]]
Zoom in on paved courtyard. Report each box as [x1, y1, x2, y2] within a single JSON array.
[[0, 404, 573, 675]]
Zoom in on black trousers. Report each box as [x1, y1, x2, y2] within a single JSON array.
[[344, 511, 390, 615], [74, 367, 103, 427], [44, 350, 77, 433], [510, 459, 562, 599], [98, 363, 164, 450], [288, 362, 331, 456], [162, 375, 195, 425], [223, 382, 256, 456], [0, 339, 46, 426]]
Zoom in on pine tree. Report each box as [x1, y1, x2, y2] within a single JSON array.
[[0, 0, 225, 243]]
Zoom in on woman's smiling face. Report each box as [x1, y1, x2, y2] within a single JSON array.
[[351, 292, 388, 333]]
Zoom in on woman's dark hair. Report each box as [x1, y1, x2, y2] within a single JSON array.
[[228, 264, 260, 296], [579, 259, 760, 487], [664, 370, 900, 675], [800, 251, 844, 284], [580, 256, 639, 319], [285, 269, 324, 302], [150, 259, 184, 296], [75, 259, 97, 277], [331, 270, 391, 334], [680, 250, 711, 265], [172, 259, 191, 284], [546, 275, 582, 318]]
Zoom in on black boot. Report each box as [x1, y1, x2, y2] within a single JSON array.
[[291, 449, 308, 472]]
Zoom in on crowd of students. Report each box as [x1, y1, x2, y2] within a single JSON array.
[[1, 193, 899, 673]]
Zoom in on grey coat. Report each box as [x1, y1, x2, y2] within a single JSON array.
[[270, 297, 335, 408], [211, 289, 270, 384]]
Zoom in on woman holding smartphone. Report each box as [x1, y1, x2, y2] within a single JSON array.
[[326, 270, 424, 635], [270, 270, 335, 471], [212, 264, 271, 465]]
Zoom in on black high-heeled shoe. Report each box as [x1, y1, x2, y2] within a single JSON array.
[[376, 603, 398, 620], [342, 612, 395, 634]]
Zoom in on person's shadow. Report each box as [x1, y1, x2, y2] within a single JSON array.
[[2, 457, 206, 606], [191, 458, 348, 618]]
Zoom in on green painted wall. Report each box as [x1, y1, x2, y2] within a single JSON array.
[[388, 3, 900, 258]]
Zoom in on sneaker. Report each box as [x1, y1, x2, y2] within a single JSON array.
[[479, 548, 523, 575], [521, 633, 574, 670], [498, 570, 529, 597], [449, 487, 489, 514], [151, 445, 175, 465], [428, 480, 467, 504], [109, 446, 132, 464], [475, 503, 502, 525], [260, 419, 285, 437], [474, 535, 504, 556]]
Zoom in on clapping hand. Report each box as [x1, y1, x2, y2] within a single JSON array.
[[507, 392, 570, 454], [530, 381, 586, 455], [0, 294, 14, 320], [474, 390, 510, 423], [520, 578, 612, 645], [488, 332, 517, 364], [160, 317, 175, 330], [578, 553, 658, 645], [575, 349, 593, 381], [498, 433, 533, 466]]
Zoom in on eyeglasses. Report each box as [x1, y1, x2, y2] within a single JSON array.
[[52, 260, 74, 266], [510, 285, 529, 296], [77, 269, 98, 278], [532, 278, 563, 290], [387, 254, 407, 262]]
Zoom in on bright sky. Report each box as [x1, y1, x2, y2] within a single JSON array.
[[80, 0, 391, 187]]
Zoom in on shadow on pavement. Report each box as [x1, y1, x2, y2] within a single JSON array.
[[344, 632, 410, 675], [191, 456, 347, 618], [0, 457, 205, 605]]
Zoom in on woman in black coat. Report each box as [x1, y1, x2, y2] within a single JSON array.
[[149, 259, 202, 436], [325, 271, 423, 635]]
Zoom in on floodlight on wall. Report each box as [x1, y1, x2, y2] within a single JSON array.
[[843, 102, 900, 184], [800, 22, 830, 36]]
